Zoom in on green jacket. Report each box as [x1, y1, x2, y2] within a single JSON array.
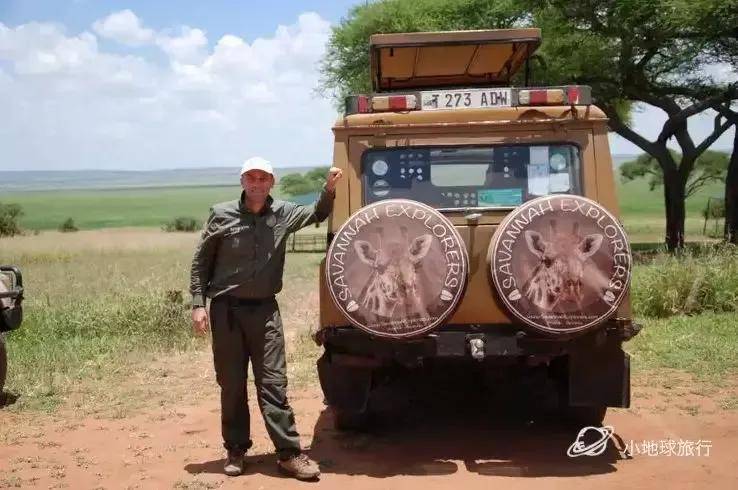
[[190, 188, 334, 307]]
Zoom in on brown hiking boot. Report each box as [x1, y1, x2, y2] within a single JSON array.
[[223, 450, 244, 476], [277, 453, 320, 480]]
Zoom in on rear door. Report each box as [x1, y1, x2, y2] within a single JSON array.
[[349, 128, 596, 325]]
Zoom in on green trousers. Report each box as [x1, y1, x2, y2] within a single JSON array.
[[209, 296, 301, 459]]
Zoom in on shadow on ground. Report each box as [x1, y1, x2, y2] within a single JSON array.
[[185, 455, 286, 479], [309, 407, 628, 478]]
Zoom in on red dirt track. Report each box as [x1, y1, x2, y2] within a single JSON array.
[[1, 382, 736, 489]]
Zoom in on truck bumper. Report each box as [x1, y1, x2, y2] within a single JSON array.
[[317, 323, 638, 410]]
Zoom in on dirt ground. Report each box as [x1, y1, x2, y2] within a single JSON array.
[[1, 365, 737, 490]]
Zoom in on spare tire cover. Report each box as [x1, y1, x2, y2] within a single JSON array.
[[489, 195, 631, 335], [326, 199, 468, 339]]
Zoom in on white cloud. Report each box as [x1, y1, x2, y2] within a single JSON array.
[[92, 10, 154, 46], [156, 26, 208, 64], [0, 22, 98, 75], [0, 12, 338, 171], [704, 62, 737, 85]]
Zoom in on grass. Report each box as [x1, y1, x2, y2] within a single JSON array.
[[8, 186, 245, 230], [1, 230, 322, 414], [617, 177, 722, 218], [626, 312, 738, 379], [625, 245, 738, 383], [616, 177, 723, 242], [631, 244, 738, 317], [5, 185, 325, 235], [3, 174, 726, 242]]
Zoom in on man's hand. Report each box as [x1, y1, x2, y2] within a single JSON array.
[[192, 307, 210, 336], [325, 167, 343, 193]]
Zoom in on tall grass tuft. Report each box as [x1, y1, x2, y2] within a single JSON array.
[[631, 244, 738, 318], [4, 290, 197, 411], [162, 216, 201, 232]]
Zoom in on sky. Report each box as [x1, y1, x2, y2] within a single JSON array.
[[0, 0, 735, 171]]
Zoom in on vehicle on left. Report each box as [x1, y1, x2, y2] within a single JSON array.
[[0, 266, 24, 395]]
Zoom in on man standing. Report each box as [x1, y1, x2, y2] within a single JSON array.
[[190, 157, 342, 480]]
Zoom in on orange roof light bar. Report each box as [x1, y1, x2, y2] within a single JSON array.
[[345, 86, 592, 115]]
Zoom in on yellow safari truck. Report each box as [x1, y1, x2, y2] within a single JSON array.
[[315, 29, 640, 429]]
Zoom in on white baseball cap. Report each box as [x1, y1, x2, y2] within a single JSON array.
[[240, 156, 274, 176]]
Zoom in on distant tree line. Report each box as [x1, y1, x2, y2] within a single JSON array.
[[279, 167, 330, 197], [621, 150, 729, 198]]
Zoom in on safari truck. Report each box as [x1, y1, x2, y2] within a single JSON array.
[[0, 266, 24, 396], [315, 29, 640, 429]]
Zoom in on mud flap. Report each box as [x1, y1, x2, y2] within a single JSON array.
[[0, 307, 23, 332], [317, 352, 372, 412], [568, 346, 630, 408]]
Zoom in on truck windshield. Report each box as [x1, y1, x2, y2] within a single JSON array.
[[362, 144, 582, 209]]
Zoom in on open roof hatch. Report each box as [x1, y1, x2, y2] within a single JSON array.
[[370, 29, 541, 92]]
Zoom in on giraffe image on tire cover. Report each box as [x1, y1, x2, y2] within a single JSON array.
[[326, 199, 468, 339], [489, 195, 632, 335], [522, 219, 603, 311], [354, 231, 433, 320]]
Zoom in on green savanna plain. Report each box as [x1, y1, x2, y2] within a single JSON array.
[[3, 177, 725, 243]]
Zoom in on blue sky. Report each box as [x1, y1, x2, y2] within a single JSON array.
[[0, 1, 734, 171], [0, 1, 361, 41]]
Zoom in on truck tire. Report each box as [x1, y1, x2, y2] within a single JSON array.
[[333, 408, 369, 431], [488, 195, 631, 336], [325, 199, 468, 339], [0, 335, 7, 395]]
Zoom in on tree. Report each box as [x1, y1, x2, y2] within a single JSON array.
[[58, 217, 79, 233], [304, 166, 330, 188], [620, 150, 729, 198], [529, 0, 737, 250], [279, 174, 314, 196], [722, 110, 738, 243], [669, 1, 738, 244], [727, 129, 738, 244], [320, 0, 738, 250], [0, 202, 23, 237], [279, 167, 330, 196]]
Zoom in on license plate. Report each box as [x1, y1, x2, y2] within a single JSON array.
[[420, 88, 512, 111]]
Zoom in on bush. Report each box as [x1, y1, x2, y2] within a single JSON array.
[[0, 202, 23, 237], [279, 167, 329, 196], [631, 244, 738, 318], [162, 216, 200, 232], [58, 217, 79, 233]]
